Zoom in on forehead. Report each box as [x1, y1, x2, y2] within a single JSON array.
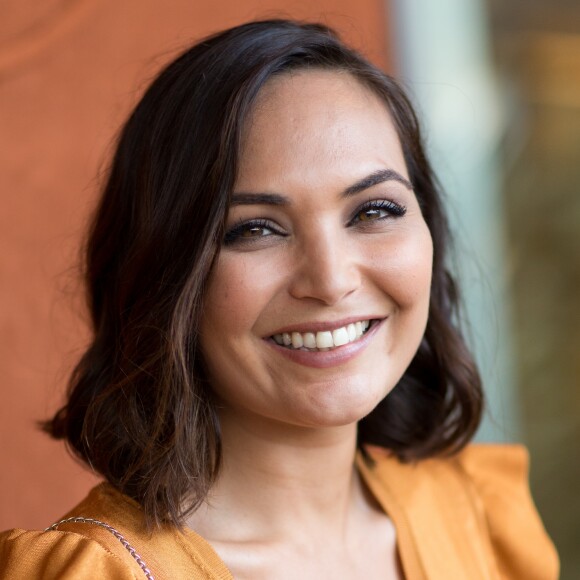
[[236, 70, 408, 189]]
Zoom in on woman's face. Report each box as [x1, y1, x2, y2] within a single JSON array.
[[200, 71, 433, 429]]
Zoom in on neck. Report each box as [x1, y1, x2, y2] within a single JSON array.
[[187, 408, 365, 544]]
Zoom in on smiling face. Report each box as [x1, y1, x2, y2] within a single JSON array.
[[199, 71, 433, 430]]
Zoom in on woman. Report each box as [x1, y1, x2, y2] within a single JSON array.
[[0, 19, 557, 579]]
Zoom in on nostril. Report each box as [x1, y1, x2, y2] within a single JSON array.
[[288, 256, 361, 305]]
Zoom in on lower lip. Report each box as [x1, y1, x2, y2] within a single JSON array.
[[266, 320, 384, 369]]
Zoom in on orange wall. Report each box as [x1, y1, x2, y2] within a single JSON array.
[[0, 0, 391, 529]]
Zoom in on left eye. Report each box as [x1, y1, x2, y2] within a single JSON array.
[[350, 200, 407, 225], [355, 207, 389, 222]]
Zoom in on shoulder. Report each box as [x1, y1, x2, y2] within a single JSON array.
[[454, 445, 559, 579], [0, 527, 139, 579], [0, 483, 233, 580], [364, 444, 559, 579], [453, 442, 530, 489], [0, 485, 147, 579]]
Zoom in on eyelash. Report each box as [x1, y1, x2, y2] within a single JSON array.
[[349, 199, 407, 225], [223, 199, 407, 246], [223, 219, 283, 245]]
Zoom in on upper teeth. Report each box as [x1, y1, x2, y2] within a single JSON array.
[[272, 320, 371, 350]]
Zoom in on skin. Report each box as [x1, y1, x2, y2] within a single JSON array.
[[189, 70, 433, 579]]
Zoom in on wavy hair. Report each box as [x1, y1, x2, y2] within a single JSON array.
[[45, 19, 483, 527]]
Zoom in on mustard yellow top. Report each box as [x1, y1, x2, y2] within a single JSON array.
[[0, 445, 558, 579]]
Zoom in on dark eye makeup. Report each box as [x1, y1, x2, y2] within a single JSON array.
[[223, 198, 407, 246], [348, 199, 407, 225], [223, 219, 285, 245]]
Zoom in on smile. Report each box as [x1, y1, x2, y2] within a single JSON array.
[[271, 320, 373, 351]]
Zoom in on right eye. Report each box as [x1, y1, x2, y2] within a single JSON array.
[[223, 219, 284, 245]]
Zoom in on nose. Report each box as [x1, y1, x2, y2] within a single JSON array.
[[288, 226, 361, 306]]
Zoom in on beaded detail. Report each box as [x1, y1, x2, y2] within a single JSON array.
[[46, 516, 154, 579]]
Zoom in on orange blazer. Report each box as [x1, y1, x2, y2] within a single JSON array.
[[0, 444, 559, 579]]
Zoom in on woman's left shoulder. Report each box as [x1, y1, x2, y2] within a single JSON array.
[[452, 444, 559, 579], [438, 444, 559, 579], [362, 444, 559, 579], [451, 444, 549, 531], [453, 443, 530, 486], [453, 444, 558, 575]]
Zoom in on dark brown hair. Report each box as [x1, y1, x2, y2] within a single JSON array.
[[45, 19, 483, 527]]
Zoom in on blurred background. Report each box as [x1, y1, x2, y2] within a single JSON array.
[[1, 0, 578, 576]]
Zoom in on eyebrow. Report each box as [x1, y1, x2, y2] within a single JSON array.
[[230, 168, 413, 206], [343, 169, 413, 196], [230, 192, 291, 206]]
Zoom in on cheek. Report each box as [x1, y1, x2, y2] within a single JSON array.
[[203, 261, 252, 338], [202, 252, 284, 336], [367, 225, 433, 308]]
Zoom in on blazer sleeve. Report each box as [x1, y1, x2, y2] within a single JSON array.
[[0, 528, 138, 580], [458, 444, 559, 580]]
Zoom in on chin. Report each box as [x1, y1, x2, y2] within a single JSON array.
[[289, 376, 392, 428]]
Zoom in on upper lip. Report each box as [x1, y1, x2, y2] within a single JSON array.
[[267, 315, 385, 336]]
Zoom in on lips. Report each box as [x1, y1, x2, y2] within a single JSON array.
[[266, 317, 384, 369], [271, 319, 373, 351]]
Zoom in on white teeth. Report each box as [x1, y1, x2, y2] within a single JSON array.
[[332, 327, 349, 347], [316, 331, 334, 349], [272, 320, 373, 351], [347, 323, 356, 341]]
